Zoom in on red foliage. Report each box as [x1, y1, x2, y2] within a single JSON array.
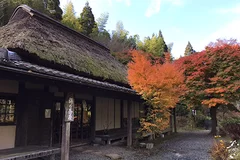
[[175, 39, 240, 108]]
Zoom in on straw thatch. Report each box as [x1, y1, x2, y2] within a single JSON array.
[[0, 5, 128, 85]]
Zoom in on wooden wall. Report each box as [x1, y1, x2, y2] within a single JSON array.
[[95, 97, 121, 131], [0, 126, 16, 149], [96, 98, 142, 131], [123, 100, 140, 118], [15, 82, 53, 147], [0, 80, 18, 94]]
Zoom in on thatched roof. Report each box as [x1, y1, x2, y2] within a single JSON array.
[[0, 5, 128, 85], [0, 49, 135, 94]]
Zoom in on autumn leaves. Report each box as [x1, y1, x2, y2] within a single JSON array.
[[128, 51, 185, 135], [127, 40, 240, 135]]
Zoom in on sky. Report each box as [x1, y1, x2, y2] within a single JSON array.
[[60, 0, 240, 59]]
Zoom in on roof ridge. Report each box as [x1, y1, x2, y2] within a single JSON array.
[[10, 4, 110, 52]]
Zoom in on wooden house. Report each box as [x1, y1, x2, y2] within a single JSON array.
[[0, 5, 147, 160], [0, 5, 175, 160]]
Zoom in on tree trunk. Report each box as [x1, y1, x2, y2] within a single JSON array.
[[210, 106, 218, 135]]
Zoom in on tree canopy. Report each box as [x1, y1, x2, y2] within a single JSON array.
[[61, 1, 81, 32], [97, 12, 109, 32], [175, 39, 240, 134], [184, 41, 195, 56], [138, 31, 168, 58], [78, 1, 96, 36], [0, 0, 62, 27], [128, 50, 185, 136]]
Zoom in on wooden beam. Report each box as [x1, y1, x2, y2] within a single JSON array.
[[127, 101, 132, 147], [61, 93, 74, 160]]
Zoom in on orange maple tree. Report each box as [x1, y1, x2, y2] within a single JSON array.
[[128, 50, 185, 136]]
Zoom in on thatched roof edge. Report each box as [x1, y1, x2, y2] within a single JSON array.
[[11, 5, 110, 52]]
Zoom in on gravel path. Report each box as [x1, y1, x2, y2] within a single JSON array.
[[150, 130, 214, 160], [58, 130, 213, 160]]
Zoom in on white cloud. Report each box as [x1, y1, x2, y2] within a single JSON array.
[[216, 4, 240, 14], [145, 0, 183, 17], [145, 0, 161, 17], [196, 19, 240, 51]]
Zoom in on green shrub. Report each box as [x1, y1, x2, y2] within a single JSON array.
[[195, 113, 208, 128]]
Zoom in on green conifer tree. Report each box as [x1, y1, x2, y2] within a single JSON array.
[[158, 30, 168, 53], [78, 1, 95, 36], [184, 41, 195, 56]]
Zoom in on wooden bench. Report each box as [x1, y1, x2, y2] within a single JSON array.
[[141, 127, 173, 140], [95, 128, 140, 145], [0, 146, 60, 160], [95, 127, 172, 145], [96, 132, 127, 145]]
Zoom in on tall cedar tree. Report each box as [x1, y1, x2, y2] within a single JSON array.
[[175, 39, 240, 135], [79, 1, 96, 36], [158, 30, 168, 53], [184, 41, 195, 56], [128, 50, 185, 136], [47, 0, 63, 21]]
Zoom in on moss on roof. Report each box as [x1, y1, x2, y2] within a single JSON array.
[[0, 5, 128, 85]]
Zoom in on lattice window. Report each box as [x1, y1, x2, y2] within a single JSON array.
[[0, 98, 15, 124]]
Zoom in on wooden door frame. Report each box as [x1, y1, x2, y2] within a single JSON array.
[[73, 99, 93, 141], [52, 99, 64, 145]]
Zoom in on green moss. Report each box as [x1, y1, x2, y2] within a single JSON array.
[[0, 10, 129, 84]]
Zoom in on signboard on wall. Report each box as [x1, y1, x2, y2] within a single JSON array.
[[45, 109, 51, 118]]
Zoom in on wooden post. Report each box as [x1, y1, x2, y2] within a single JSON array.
[[173, 108, 177, 133], [15, 82, 26, 147], [127, 100, 132, 147], [61, 93, 74, 160]]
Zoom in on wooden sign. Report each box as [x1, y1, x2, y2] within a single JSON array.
[[64, 93, 74, 122]]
